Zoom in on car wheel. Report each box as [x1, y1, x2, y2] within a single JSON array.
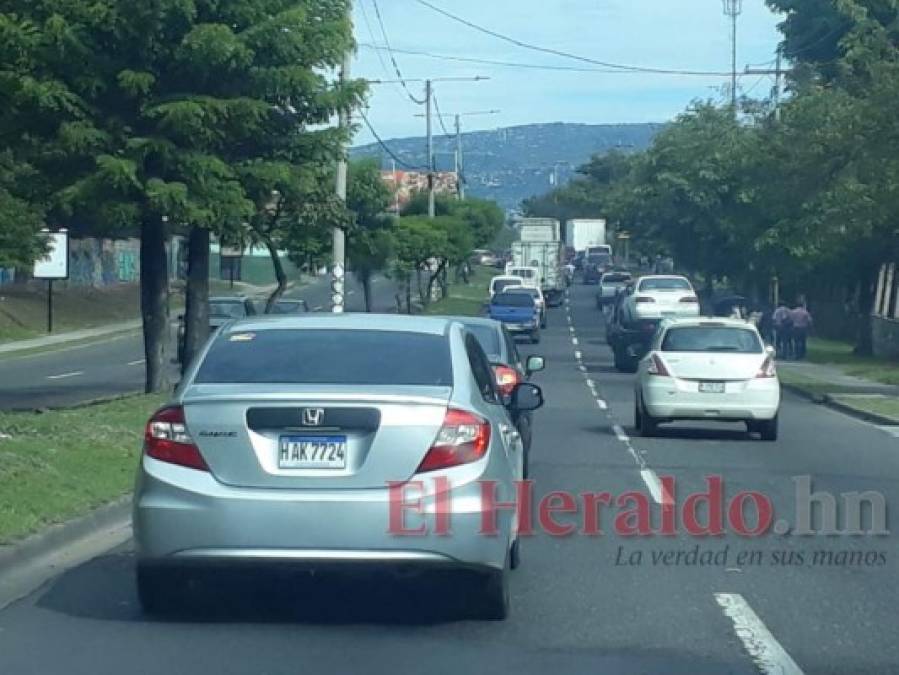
[[510, 537, 521, 570], [759, 415, 778, 442], [634, 399, 642, 430], [478, 555, 511, 620], [137, 565, 184, 617], [613, 347, 626, 371], [540, 316, 547, 329], [638, 396, 658, 437], [530, 330, 540, 344]]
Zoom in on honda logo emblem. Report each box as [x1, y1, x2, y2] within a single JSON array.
[[302, 408, 325, 426]]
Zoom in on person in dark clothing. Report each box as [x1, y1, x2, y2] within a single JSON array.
[[772, 302, 793, 359], [790, 304, 813, 360], [757, 305, 774, 345]]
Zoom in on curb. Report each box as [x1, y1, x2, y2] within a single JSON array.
[[0, 496, 131, 574], [782, 383, 899, 426], [822, 396, 899, 427]]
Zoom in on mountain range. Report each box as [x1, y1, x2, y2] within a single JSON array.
[[351, 122, 663, 211]]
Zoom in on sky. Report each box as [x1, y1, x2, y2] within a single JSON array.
[[352, 0, 785, 144]]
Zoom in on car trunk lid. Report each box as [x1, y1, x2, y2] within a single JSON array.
[[181, 384, 451, 489], [660, 352, 766, 381]]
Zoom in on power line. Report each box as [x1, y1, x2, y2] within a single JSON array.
[[412, 0, 733, 77], [371, 0, 427, 105], [359, 42, 647, 74], [358, 0, 410, 104], [432, 93, 451, 136], [359, 109, 426, 171]]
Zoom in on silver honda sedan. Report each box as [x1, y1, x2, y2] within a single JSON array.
[[133, 314, 543, 620]]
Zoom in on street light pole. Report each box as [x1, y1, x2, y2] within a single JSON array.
[[455, 114, 464, 200], [426, 79, 435, 218], [722, 0, 742, 112], [332, 0, 352, 313]]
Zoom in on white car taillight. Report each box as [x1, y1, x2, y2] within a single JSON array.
[[144, 406, 208, 471], [646, 353, 671, 377], [756, 356, 777, 378], [680, 296, 699, 304], [417, 408, 491, 473], [635, 297, 656, 304]]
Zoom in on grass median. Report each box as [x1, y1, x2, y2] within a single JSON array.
[[0, 394, 164, 544], [828, 395, 899, 423], [807, 338, 899, 386], [423, 266, 491, 317]]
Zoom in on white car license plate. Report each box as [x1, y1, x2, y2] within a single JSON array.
[[699, 382, 726, 394], [278, 436, 347, 469]]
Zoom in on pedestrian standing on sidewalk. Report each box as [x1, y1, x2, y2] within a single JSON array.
[[790, 303, 814, 360], [772, 301, 793, 359]]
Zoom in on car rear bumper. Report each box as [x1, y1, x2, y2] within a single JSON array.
[[134, 457, 512, 572], [503, 322, 539, 333], [641, 378, 780, 420]]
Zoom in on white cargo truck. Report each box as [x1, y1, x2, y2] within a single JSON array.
[[510, 218, 565, 307], [518, 218, 561, 243], [565, 219, 607, 253]]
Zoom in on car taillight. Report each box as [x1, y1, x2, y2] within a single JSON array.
[[635, 297, 655, 303], [144, 406, 208, 471], [417, 408, 491, 473], [492, 365, 521, 397], [756, 356, 777, 378], [680, 296, 699, 303], [646, 353, 671, 377]]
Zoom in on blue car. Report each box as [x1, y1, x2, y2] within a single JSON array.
[[488, 292, 541, 344]]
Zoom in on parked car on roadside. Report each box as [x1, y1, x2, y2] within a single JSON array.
[[177, 296, 257, 362], [134, 314, 545, 620], [634, 317, 780, 440]]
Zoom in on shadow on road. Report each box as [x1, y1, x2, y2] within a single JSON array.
[[628, 424, 752, 442], [36, 551, 490, 625]]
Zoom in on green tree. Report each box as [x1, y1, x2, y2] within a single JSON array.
[[346, 159, 394, 312], [0, 1, 358, 388]]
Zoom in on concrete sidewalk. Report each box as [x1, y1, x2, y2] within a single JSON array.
[[0, 320, 142, 356], [778, 360, 899, 396]]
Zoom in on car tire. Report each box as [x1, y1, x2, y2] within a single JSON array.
[[634, 400, 642, 430], [540, 316, 547, 329], [478, 555, 511, 620], [510, 537, 521, 570], [137, 565, 183, 617], [530, 330, 540, 344], [613, 346, 626, 372], [638, 396, 658, 437], [759, 415, 778, 442]]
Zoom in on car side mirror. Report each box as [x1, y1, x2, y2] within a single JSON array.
[[509, 382, 544, 412], [525, 355, 545, 375]]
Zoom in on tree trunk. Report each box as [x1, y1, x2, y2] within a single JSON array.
[[359, 270, 373, 312], [140, 217, 170, 393], [854, 268, 876, 356], [263, 239, 288, 313], [416, 267, 428, 306], [427, 260, 447, 302], [406, 272, 413, 314], [181, 227, 210, 373]]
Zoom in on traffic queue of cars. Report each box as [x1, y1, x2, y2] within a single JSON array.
[[137, 276, 550, 622], [601, 273, 781, 441]]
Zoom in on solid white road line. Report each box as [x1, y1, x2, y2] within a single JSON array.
[[714, 593, 804, 675], [46, 371, 84, 380], [127, 359, 145, 366]]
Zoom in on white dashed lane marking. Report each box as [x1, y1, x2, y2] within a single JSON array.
[[715, 593, 804, 675], [46, 371, 83, 380]]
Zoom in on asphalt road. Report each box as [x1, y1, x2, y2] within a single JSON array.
[[0, 275, 400, 410], [0, 283, 897, 674]]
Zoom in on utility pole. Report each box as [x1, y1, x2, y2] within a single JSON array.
[[455, 114, 464, 200], [722, 0, 742, 112], [426, 79, 435, 218], [332, 0, 352, 313], [745, 53, 792, 122]]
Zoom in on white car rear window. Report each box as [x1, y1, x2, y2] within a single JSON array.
[[661, 327, 763, 354], [639, 278, 692, 291]]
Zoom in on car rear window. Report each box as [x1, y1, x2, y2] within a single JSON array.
[[195, 330, 453, 385], [661, 327, 763, 354], [209, 301, 248, 318], [602, 274, 631, 283], [587, 255, 611, 265], [507, 287, 539, 298], [464, 324, 501, 359], [493, 279, 521, 293], [639, 278, 692, 291], [492, 293, 535, 307], [509, 268, 537, 279]]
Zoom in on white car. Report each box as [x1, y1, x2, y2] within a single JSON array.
[[504, 265, 540, 289], [596, 271, 632, 308], [506, 286, 547, 328], [489, 275, 526, 299], [625, 275, 700, 321], [634, 318, 780, 440]]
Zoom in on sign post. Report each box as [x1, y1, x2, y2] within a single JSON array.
[[32, 230, 69, 333]]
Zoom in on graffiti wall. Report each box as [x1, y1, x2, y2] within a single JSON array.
[[66, 238, 141, 287]]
